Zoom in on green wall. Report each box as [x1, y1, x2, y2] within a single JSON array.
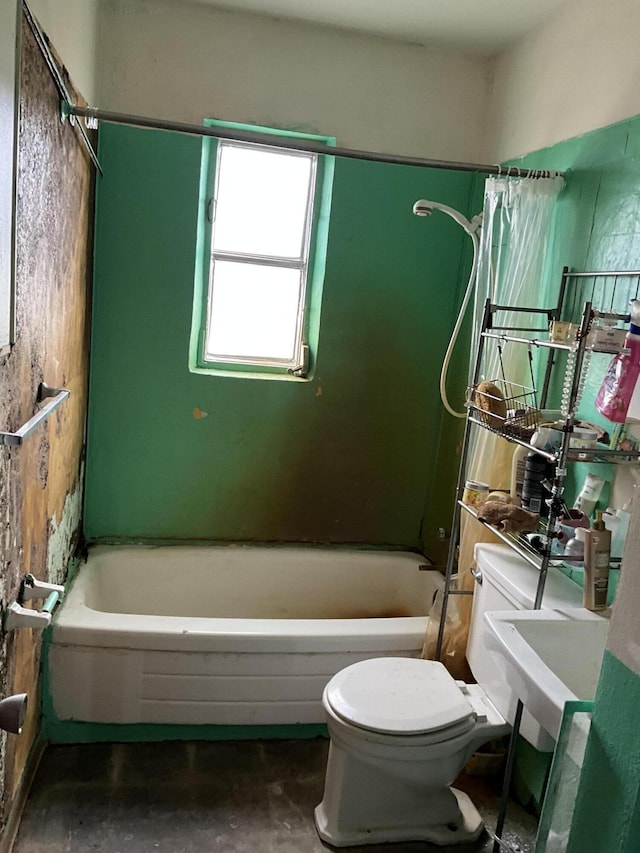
[[85, 124, 477, 549], [565, 651, 640, 853], [513, 115, 640, 848], [511, 115, 640, 274], [512, 115, 640, 512]]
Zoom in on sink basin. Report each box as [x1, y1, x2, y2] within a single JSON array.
[[484, 609, 610, 740]]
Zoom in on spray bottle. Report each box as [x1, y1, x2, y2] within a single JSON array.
[[595, 300, 640, 423]]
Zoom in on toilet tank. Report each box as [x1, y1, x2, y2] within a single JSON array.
[[467, 543, 583, 751]]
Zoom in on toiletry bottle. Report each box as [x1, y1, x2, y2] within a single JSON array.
[[521, 452, 554, 516], [595, 299, 640, 423], [602, 508, 621, 558], [573, 472, 606, 518], [614, 504, 631, 559], [583, 510, 611, 611], [602, 504, 631, 560], [587, 316, 627, 353], [564, 527, 587, 567], [510, 445, 529, 506]]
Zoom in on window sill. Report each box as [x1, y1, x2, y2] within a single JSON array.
[[188, 363, 313, 382]]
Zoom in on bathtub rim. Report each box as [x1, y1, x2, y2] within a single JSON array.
[[52, 608, 431, 653], [52, 544, 438, 654]]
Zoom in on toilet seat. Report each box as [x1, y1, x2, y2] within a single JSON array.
[[325, 657, 476, 738]]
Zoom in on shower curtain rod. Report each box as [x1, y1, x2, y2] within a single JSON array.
[[68, 105, 562, 179], [23, 0, 103, 174], [23, 0, 560, 180]]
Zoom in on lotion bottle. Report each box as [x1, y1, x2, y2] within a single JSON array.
[[510, 445, 529, 505], [583, 510, 611, 611]]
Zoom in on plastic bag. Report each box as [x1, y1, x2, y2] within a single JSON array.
[[422, 574, 472, 682], [595, 348, 640, 423]]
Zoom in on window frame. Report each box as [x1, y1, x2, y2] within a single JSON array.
[[189, 120, 335, 380], [0, 0, 21, 355]]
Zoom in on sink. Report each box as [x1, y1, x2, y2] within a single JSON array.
[[484, 609, 610, 740]]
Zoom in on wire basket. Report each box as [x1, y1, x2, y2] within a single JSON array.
[[467, 379, 541, 440]]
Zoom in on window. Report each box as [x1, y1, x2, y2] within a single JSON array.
[[190, 121, 335, 379]]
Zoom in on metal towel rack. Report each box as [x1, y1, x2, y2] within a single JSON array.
[[0, 383, 70, 447]]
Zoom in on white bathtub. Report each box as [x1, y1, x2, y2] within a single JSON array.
[[48, 545, 442, 727]]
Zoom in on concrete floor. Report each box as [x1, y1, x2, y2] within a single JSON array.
[[13, 739, 538, 853]]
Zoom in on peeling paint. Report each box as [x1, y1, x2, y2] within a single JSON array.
[[0, 22, 92, 834], [46, 472, 84, 587]]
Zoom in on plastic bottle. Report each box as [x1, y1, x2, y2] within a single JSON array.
[[587, 316, 627, 353], [603, 505, 631, 560], [510, 445, 529, 506], [583, 510, 611, 611], [573, 472, 605, 518], [564, 527, 587, 567], [615, 506, 631, 558], [595, 300, 640, 423], [602, 509, 621, 558], [521, 452, 554, 516]]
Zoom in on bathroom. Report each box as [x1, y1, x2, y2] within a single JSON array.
[[2, 0, 640, 849]]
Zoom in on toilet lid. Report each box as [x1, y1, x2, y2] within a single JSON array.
[[326, 658, 474, 735]]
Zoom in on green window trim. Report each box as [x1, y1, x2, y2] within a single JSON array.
[[189, 119, 335, 380]]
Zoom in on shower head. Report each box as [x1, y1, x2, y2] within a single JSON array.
[[412, 197, 483, 419], [412, 201, 433, 217], [412, 200, 436, 217], [412, 199, 481, 236]]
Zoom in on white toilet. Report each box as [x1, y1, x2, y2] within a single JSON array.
[[314, 543, 584, 847]]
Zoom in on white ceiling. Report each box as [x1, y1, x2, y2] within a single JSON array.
[[180, 0, 570, 55]]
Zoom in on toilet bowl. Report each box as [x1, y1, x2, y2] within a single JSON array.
[[314, 656, 510, 847], [315, 544, 584, 846]]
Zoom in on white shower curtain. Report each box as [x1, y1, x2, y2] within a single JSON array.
[[467, 173, 566, 488], [471, 174, 566, 381], [429, 173, 565, 676]]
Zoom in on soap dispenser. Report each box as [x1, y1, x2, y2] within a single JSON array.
[[583, 510, 611, 611]]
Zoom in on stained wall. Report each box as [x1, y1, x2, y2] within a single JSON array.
[[84, 122, 478, 551], [26, 0, 98, 106], [0, 21, 92, 838], [95, 0, 492, 162], [484, 0, 640, 162]]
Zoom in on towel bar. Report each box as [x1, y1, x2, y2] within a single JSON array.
[[0, 383, 70, 447]]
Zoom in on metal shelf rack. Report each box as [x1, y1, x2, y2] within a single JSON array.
[[436, 267, 640, 852]]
